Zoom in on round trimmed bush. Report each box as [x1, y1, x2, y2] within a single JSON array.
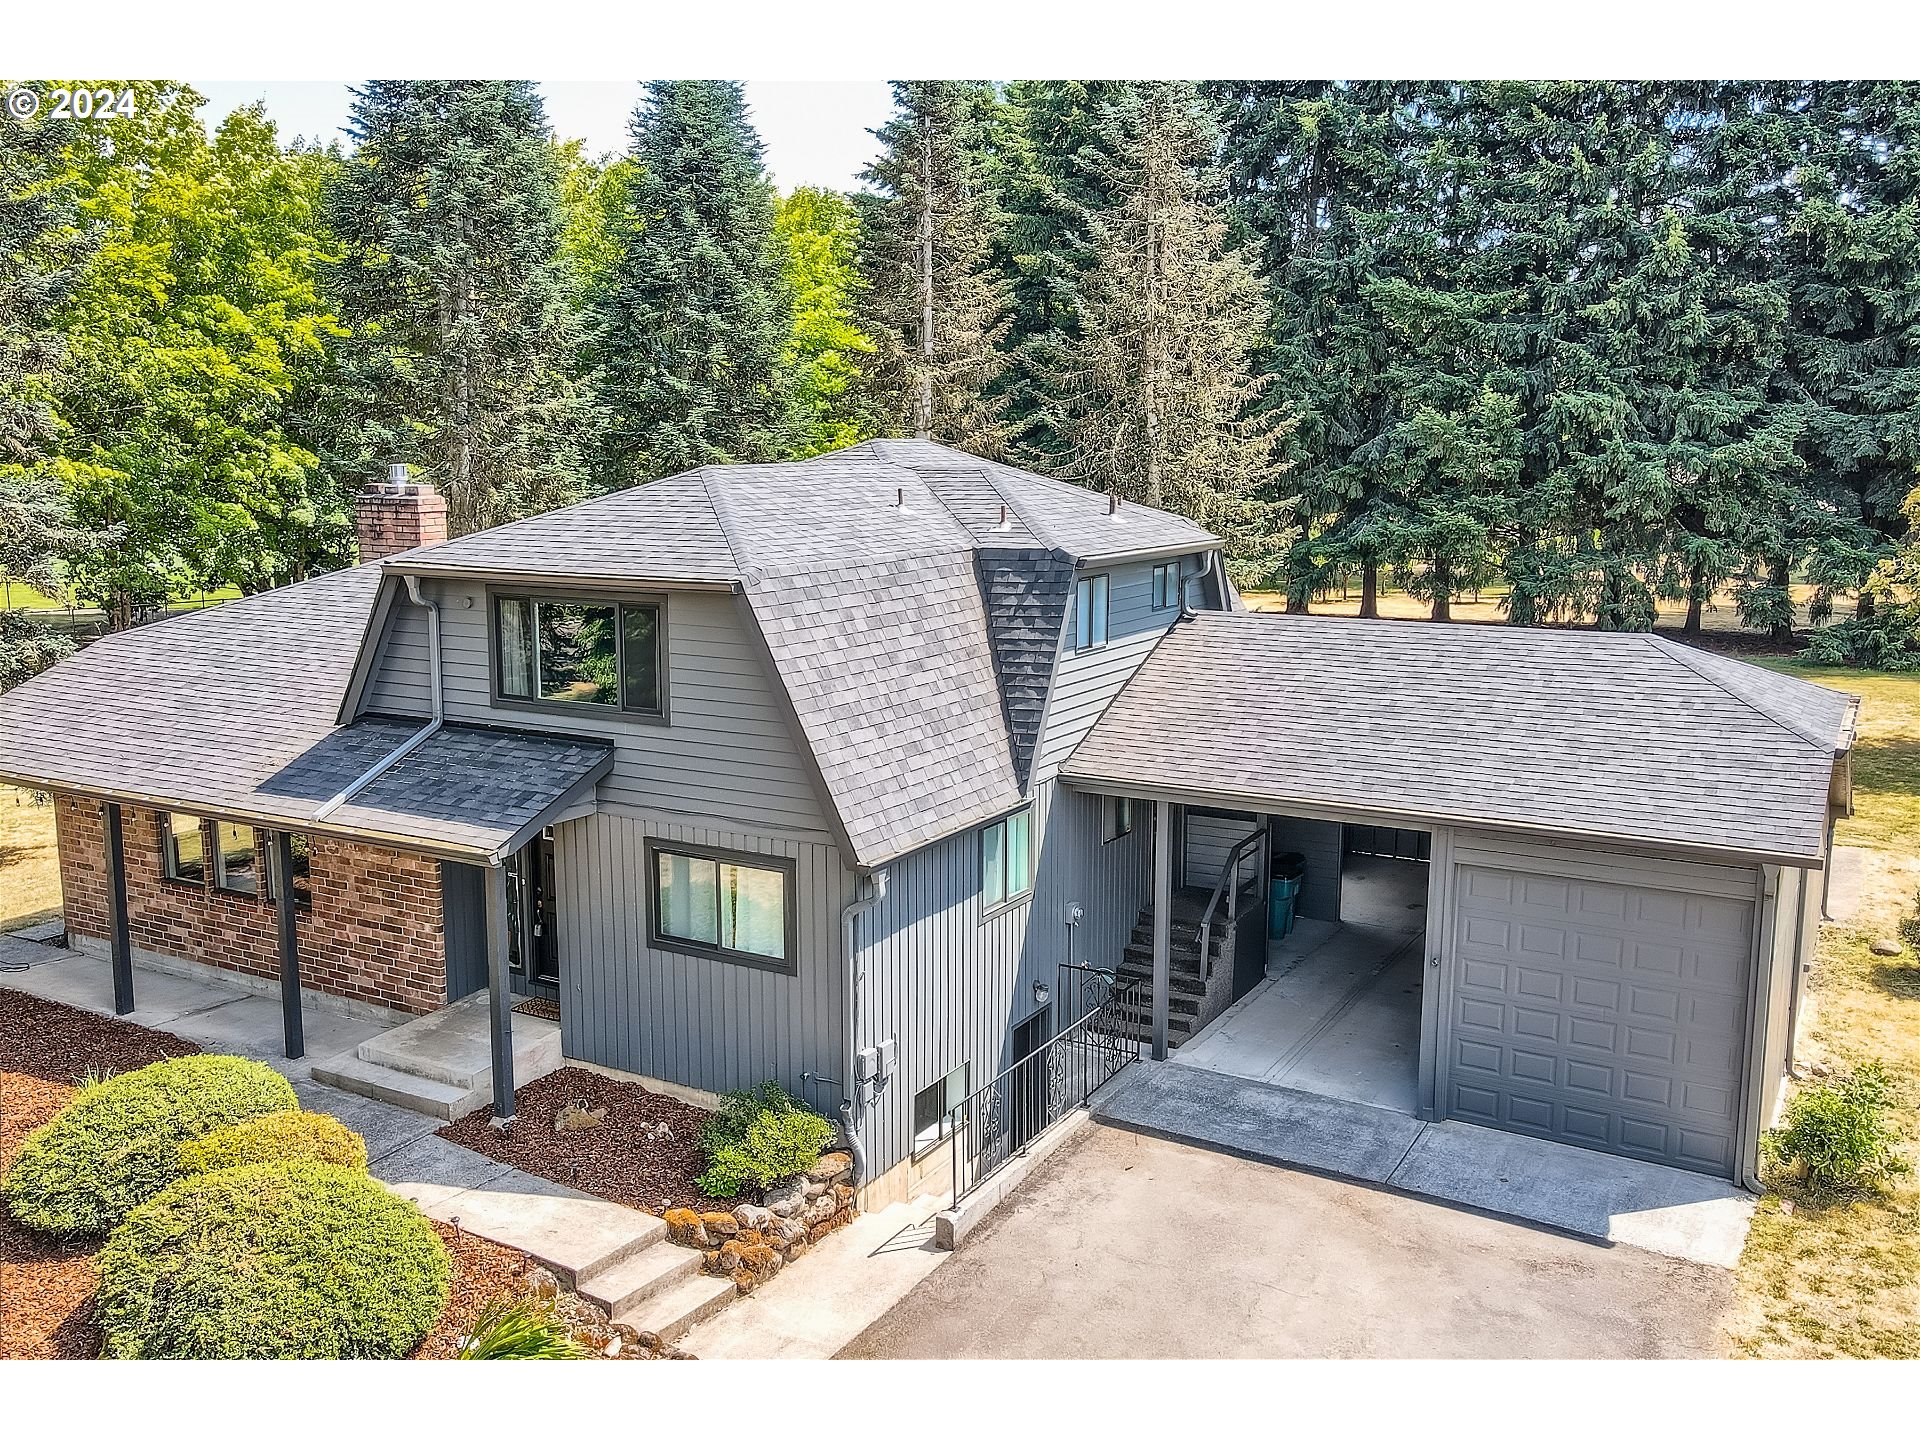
[[1, 1054, 297, 1236], [96, 1161, 452, 1359], [178, 1111, 368, 1175]]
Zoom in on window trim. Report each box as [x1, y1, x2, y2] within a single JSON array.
[[1072, 573, 1109, 653], [262, 831, 314, 911], [979, 806, 1036, 918], [643, 837, 799, 975], [911, 1062, 971, 1160], [211, 821, 262, 898], [1151, 562, 1181, 612], [487, 587, 671, 724], [159, 811, 209, 889]]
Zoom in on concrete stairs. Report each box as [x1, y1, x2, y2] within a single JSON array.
[[312, 992, 562, 1120], [572, 1226, 737, 1344], [1111, 890, 1224, 1050]]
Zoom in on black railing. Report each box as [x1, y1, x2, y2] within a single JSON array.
[[945, 970, 1147, 1204]]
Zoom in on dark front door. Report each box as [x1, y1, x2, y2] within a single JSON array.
[[1011, 1005, 1052, 1148], [507, 832, 560, 990]]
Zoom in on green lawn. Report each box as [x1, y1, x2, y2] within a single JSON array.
[[1, 582, 242, 613], [0, 785, 62, 931], [1729, 661, 1920, 1358]]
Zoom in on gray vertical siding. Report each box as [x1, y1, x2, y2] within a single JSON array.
[[553, 805, 849, 1114], [1032, 555, 1210, 779], [441, 861, 489, 1001], [1269, 814, 1345, 921], [853, 777, 1153, 1181], [356, 579, 834, 839]]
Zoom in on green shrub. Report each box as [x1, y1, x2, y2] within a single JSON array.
[[177, 1110, 368, 1175], [1800, 608, 1920, 672], [456, 1296, 586, 1359], [696, 1082, 835, 1198], [1762, 1062, 1911, 1193], [1, 1054, 297, 1235], [1899, 888, 1920, 953], [95, 1160, 451, 1359]]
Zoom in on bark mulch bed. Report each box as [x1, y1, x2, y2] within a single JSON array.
[[439, 1065, 713, 1214], [0, 988, 588, 1360]]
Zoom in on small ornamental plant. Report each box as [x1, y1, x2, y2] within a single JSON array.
[[696, 1082, 835, 1198], [177, 1110, 369, 1175], [1762, 1061, 1911, 1194]]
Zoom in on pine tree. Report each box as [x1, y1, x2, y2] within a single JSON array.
[[776, 187, 877, 456], [327, 81, 596, 535], [1031, 82, 1293, 578], [858, 81, 1013, 454], [594, 81, 797, 482]]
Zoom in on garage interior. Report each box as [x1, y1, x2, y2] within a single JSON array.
[[1176, 818, 1432, 1115]]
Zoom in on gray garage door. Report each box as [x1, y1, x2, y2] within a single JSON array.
[[1443, 862, 1754, 1177]]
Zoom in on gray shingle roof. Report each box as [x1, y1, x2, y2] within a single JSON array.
[[0, 567, 611, 860], [975, 547, 1076, 788], [1061, 611, 1854, 865]]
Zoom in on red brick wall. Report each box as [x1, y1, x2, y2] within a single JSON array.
[[56, 797, 448, 1015]]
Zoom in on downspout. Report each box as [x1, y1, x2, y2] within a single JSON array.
[[1178, 550, 1217, 621], [314, 573, 443, 821], [839, 868, 889, 1189]]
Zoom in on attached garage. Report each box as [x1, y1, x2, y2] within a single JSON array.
[[1061, 608, 1858, 1187]]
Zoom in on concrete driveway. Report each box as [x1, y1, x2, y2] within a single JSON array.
[[841, 1121, 1734, 1359]]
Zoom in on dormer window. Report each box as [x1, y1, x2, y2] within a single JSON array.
[[494, 593, 666, 718], [1071, 574, 1109, 653]]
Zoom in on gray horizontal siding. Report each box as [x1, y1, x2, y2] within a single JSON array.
[[1271, 814, 1345, 922], [1032, 554, 1209, 779], [855, 778, 1153, 1181], [360, 580, 834, 839], [555, 806, 850, 1109], [1183, 809, 1260, 889]]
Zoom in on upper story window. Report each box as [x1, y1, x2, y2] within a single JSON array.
[[495, 594, 664, 718], [1152, 562, 1181, 611], [648, 839, 797, 973], [1072, 574, 1109, 653], [981, 806, 1034, 910], [161, 811, 206, 885]]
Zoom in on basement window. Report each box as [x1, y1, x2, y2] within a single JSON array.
[[212, 822, 260, 896], [912, 1063, 970, 1158], [495, 593, 665, 718], [161, 812, 207, 886], [1072, 574, 1109, 653], [981, 807, 1034, 910], [647, 840, 797, 973]]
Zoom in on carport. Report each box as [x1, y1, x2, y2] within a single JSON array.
[[1060, 610, 1858, 1186]]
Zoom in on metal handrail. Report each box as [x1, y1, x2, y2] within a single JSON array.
[[1196, 830, 1267, 978]]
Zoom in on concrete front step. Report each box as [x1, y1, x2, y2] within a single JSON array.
[[578, 1237, 705, 1316], [311, 992, 563, 1121], [312, 1052, 481, 1121], [397, 1177, 669, 1288], [616, 1271, 739, 1343]]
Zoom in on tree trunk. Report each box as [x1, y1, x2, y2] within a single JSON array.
[[1358, 560, 1379, 619], [1683, 555, 1706, 636], [1431, 557, 1452, 623], [1768, 554, 1794, 646], [1856, 588, 1877, 623], [916, 114, 935, 442]]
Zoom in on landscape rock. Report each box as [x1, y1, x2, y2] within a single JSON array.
[[553, 1100, 608, 1133], [1870, 937, 1904, 957], [663, 1208, 708, 1248], [807, 1151, 854, 1184], [804, 1181, 828, 1199], [699, 1211, 740, 1240], [732, 1203, 774, 1230], [738, 1243, 784, 1285], [772, 1216, 808, 1246], [765, 1173, 808, 1209], [523, 1266, 560, 1302]]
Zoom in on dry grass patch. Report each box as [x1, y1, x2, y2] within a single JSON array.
[[0, 785, 61, 931], [1724, 663, 1920, 1359]]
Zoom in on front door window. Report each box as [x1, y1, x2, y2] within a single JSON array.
[[506, 833, 560, 986]]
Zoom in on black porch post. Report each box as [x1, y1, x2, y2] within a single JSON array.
[[484, 859, 515, 1125], [269, 831, 304, 1059], [101, 802, 134, 1016], [1151, 798, 1172, 1061]]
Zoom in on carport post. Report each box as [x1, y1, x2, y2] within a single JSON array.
[[484, 859, 516, 1126], [101, 802, 134, 1016], [268, 830, 304, 1059], [1152, 798, 1172, 1060]]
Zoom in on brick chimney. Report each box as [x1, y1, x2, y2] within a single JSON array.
[[354, 465, 448, 563]]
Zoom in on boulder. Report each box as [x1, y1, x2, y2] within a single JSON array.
[[807, 1151, 854, 1185], [553, 1100, 607, 1133], [713, 1240, 747, 1275], [784, 1239, 809, 1262], [701, 1248, 724, 1275], [1870, 936, 1904, 957], [733, 1203, 774, 1231], [807, 1220, 833, 1244], [805, 1182, 828, 1199], [738, 1242, 784, 1285], [663, 1208, 708, 1248], [772, 1216, 808, 1246], [699, 1211, 741, 1240], [830, 1182, 855, 1206], [764, 1174, 808, 1210], [523, 1266, 560, 1302]]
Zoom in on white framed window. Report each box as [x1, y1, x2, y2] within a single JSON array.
[[912, 1063, 970, 1157], [981, 807, 1034, 910], [1072, 573, 1109, 652], [1152, 562, 1181, 611]]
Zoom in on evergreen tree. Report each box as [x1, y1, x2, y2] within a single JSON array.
[[1030, 82, 1293, 578], [776, 187, 877, 456], [858, 81, 1013, 453], [328, 80, 596, 535], [594, 81, 797, 482]]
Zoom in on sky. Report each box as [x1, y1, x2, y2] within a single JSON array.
[[191, 81, 894, 192]]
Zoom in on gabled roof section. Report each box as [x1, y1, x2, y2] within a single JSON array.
[[744, 551, 1025, 868], [1062, 611, 1853, 866]]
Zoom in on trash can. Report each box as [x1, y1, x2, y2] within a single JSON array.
[[1269, 852, 1305, 940]]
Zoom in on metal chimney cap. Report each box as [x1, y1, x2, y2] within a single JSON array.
[[386, 463, 411, 492]]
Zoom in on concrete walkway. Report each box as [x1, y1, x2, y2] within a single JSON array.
[[1099, 1061, 1754, 1269], [0, 936, 657, 1284]]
